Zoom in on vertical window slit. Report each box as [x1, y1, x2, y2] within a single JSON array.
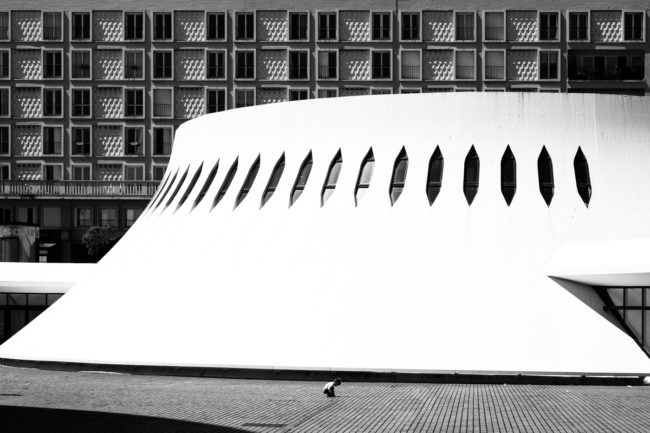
[[165, 166, 190, 209], [426, 146, 444, 205], [212, 158, 239, 209], [235, 156, 261, 208], [176, 163, 203, 212], [290, 151, 313, 207], [321, 150, 342, 206], [192, 160, 219, 210], [390, 147, 408, 205], [501, 146, 516, 206], [538, 146, 554, 206], [574, 147, 591, 207], [146, 169, 173, 212], [355, 148, 374, 206], [153, 168, 179, 210], [463, 146, 479, 205], [261, 153, 285, 208]]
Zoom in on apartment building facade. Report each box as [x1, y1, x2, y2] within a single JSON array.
[[0, 0, 648, 262]]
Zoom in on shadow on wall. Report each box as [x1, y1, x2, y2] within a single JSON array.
[[0, 405, 252, 433], [549, 276, 622, 331]]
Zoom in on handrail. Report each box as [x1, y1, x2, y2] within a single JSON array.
[[0, 180, 159, 198]]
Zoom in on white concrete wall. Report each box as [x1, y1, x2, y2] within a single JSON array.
[[3, 93, 650, 375]]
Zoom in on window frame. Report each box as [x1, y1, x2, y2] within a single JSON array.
[[206, 49, 227, 80], [123, 87, 145, 118], [152, 86, 174, 119], [70, 11, 91, 42], [124, 163, 145, 181], [567, 11, 590, 42], [42, 86, 63, 118], [317, 11, 338, 41], [288, 11, 309, 42], [371, 11, 392, 41], [234, 49, 256, 81], [400, 48, 421, 81], [454, 49, 477, 81], [152, 164, 168, 181], [123, 11, 145, 42], [43, 163, 64, 181], [234, 11, 256, 41], [538, 11, 560, 42], [454, 11, 476, 42], [123, 48, 145, 80], [73, 205, 94, 227], [483, 48, 506, 81], [70, 48, 92, 80], [206, 11, 227, 42], [539, 48, 561, 81], [70, 164, 92, 181], [205, 87, 228, 113], [400, 11, 421, 42], [152, 49, 174, 80], [152, 125, 174, 156], [288, 87, 309, 101], [0, 86, 9, 118], [0, 11, 11, 42], [234, 87, 256, 108], [317, 49, 338, 80], [0, 124, 10, 156], [42, 11, 63, 42], [124, 125, 145, 157], [371, 49, 392, 80], [483, 10, 505, 42], [70, 86, 92, 118], [317, 87, 338, 98], [0, 49, 10, 80], [623, 11, 646, 42], [152, 11, 173, 42], [288, 49, 310, 81], [42, 48, 63, 80], [0, 162, 11, 180], [70, 125, 92, 156]]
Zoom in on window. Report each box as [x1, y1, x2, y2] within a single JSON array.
[[193, 161, 219, 210], [289, 12, 308, 40], [261, 154, 285, 207], [574, 147, 591, 206], [153, 88, 172, 117], [42, 207, 62, 227], [207, 12, 226, 40], [455, 51, 475, 80], [71, 164, 91, 180], [463, 146, 479, 205], [43, 88, 62, 116], [43, 126, 62, 155], [74, 208, 93, 227], [71, 50, 91, 79], [44, 164, 62, 181], [321, 150, 342, 206], [235, 156, 260, 208], [16, 207, 37, 224], [538, 146, 554, 206], [0, 164, 9, 180], [484, 11, 504, 41], [401, 50, 420, 80], [599, 287, 650, 353], [235, 89, 255, 108], [0, 88, 8, 117], [455, 12, 474, 41], [426, 147, 444, 205], [540, 51, 559, 80], [43, 50, 62, 79], [290, 152, 312, 206], [539, 12, 559, 41], [153, 51, 173, 79], [213, 159, 238, 208], [390, 147, 408, 205], [372, 51, 391, 79], [206, 88, 226, 113], [125, 88, 144, 117], [125, 12, 144, 41], [124, 51, 144, 79], [318, 12, 337, 40], [568, 52, 644, 81], [624, 12, 644, 41], [125, 164, 144, 180], [318, 88, 337, 98], [235, 51, 255, 79], [569, 12, 589, 41], [0, 50, 8, 79], [71, 126, 90, 155], [124, 208, 143, 227], [484, 50, 505, 80], [125, 127, 143, 155], [153, 165, 167, 181], [153, 12, 172, 41], [289, 51, 308, 80], [0, 208, 11, 223], [235, 12, 254, 40], [71, 12, 90, 41], [501, 146, 516, 206], [0, 126, 8, 155], [318, 51, 337, 79], [289, 89, 308, 101], [401, 12, 419, 40], [355, 148, 374, 205], [372, 12, 391, 40], [71, 88, 91, 117], [153, 127, 173, 155], [207, 50, 226, 79], [0, 12, 8, 41], [165, 166, 190, 209], [100, 208, 118, 227], [43, 12, 62, 41]]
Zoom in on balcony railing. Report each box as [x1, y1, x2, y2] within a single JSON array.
[[401, 65, 420, 79], [485, 26, 504, 41], [485, 65, 505, 80], [456, 66, 475, 80], [0, 180, 159, 198], [43, 26, 62, 41], [153, 103, 172, 117]]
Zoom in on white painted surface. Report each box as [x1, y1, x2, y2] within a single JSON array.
[[0, 263, 93, 292], [2, 93, 650, 374]]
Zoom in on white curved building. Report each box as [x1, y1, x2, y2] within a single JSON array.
[[1, 93, 650, 376]]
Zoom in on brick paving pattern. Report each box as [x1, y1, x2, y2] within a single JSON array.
[[1, 364, 649, 432]]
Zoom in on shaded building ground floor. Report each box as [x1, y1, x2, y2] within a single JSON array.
[[0, 365, 649, 433]]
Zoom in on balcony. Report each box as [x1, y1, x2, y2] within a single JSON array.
[[0, 180, 159, 198], [401, 65, 420, 80]]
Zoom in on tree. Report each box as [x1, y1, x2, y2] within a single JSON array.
[[81, 226, 114, 261]]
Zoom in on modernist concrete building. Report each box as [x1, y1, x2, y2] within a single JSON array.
[[1, 93, 650, 376], [0, 1, 649, 261]]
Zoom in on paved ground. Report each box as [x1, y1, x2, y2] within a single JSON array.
[[1, 365, 650, 433]]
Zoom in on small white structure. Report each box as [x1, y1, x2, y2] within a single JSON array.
[[1, 93, 650, 375]]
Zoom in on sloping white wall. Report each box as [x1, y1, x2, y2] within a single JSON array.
[[2, 93, 650, 374]]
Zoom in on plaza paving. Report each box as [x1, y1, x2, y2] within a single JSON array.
[[1, 364, 649, 432]]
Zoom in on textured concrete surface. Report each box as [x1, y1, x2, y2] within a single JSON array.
[[1, 364, 650, 432]]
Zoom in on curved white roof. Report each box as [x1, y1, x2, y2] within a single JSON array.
[[2, 93, 650, 375]]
